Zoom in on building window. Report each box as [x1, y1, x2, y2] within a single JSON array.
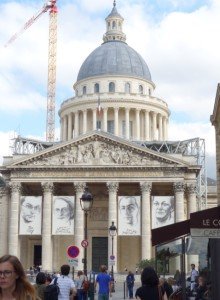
[[109, 82, 115, 93], [149, 88, 151, 96], [125, 82, 131, 93], [112, 21, 116, 29], [94, 83, 100, 93], [97, 121, 101, 130], [139, 85, 143, 95], [108, 21, 110, 29], [107, 120, 114, 134], [122, 121, 133, 138], [83, 86, 87, 95]]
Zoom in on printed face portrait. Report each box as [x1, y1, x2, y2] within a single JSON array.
[[119, 196, 139, 226], [19, 196, 42, 235], [52, 196, 75, 235], [152, 196, 175, 228], [118, 196, 141, 236], [21, 197, 41, 223]]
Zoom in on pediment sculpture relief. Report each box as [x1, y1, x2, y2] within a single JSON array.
[[25, 141, 168, 166]]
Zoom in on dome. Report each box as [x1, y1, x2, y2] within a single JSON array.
[[77, 41, 152, 82]]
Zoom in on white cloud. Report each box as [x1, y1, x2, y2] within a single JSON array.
[[0, 0, 218, 179]]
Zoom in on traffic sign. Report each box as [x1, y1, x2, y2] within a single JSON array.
[[68, 258, 78, 267], [110, 255, 115, 260], [67, 245, 80, 258], [81, 240, 89, 248]]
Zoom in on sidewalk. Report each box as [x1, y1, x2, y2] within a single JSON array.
[[92, 282, 140, 300]]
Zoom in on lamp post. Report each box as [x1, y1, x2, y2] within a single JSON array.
[[109, 221, 117, 292], [80, 186, 93, 276]]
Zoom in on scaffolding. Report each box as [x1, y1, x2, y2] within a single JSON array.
[[10, 136, 56, 155], [134, 137, 207, 210]]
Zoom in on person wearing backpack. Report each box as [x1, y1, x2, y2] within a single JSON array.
[[46, 264, 76, 300], [75, 270, 88, 300]]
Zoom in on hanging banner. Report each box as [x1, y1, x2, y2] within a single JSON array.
[[19, 196, 42, 235], [152, 196, 175, 229], [52, 196, 75, 235]]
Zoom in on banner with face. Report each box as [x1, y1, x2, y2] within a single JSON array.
[[52, 196, 75, 235], [152, 196, 175, 229], [19, 196, 42, 235], [118, 196, 141, 236]]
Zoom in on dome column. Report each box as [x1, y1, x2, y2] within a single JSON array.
[[158, 114, 163, 141], [152, 112, 157, 140], [68, 113, 73, 140], [83, 110, 87, 134], [63, 115, 68, 141], [114, 108, 119, 136], [103, 108, 108, 132], [125, 108, 130, 139], [74, 111, 79, 138], [93, 109, 97, 131], [135, 109, 140, 140], [144, 110, 150, 141]]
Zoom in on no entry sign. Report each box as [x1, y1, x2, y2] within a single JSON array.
[[67, 245, 80, 258], [81, 240, 89, 248]]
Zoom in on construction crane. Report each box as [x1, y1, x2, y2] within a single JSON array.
[[4, 0, 58, 142]]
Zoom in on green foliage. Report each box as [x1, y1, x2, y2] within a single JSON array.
[[137, 258, 156, 270]]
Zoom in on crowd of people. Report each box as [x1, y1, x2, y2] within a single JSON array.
[[0, 254, 211, 300]]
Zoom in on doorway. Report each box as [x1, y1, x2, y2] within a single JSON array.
[[92, 237, 108, 272], [34, 245, 42, 266]]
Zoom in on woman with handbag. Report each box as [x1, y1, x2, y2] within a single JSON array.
[[135, 267, 168, 300]]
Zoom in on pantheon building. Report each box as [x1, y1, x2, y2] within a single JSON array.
[[0, 2, 204, 273]]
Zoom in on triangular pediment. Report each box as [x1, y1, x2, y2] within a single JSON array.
[[7, 131, 193, 169]]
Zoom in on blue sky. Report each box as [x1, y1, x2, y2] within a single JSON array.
[[0, 0, 219, 178]]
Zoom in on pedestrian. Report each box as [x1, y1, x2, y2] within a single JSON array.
[[0, 254, 38, 299], [195, 276, 207, 300], [75, 270, 87, 300], [135, 266, 168, 300], [34, 272, 47, 300], [159, 277, 173, 298], [51, 264, 76, 300], [95, 265, 112, 300], [126, 271, 135, 299], [190, 264, 199, 292]]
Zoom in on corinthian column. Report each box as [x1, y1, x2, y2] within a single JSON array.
[[93, 109, 97, 131], [9, 182, 21, 258], [0, 185, 10, 256], [140, 182, 152, 260], [41, 182, 53, 272], [68, 113, 73, 140], [103, 108, 108, 132], [83, 110, 87, 134], [74, 111, 79, 138], [174, 182, 185, 222], [114, 108, 119, 136], [187, 183, 197, 218], [74, 182, 86, 271], [135, 109, 140, 140], [125, 108, 130, 139], [107, 182, 119, 272]]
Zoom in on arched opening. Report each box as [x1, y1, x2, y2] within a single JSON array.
[[94, 83, 100, 93], [109, 82, 115, 93]]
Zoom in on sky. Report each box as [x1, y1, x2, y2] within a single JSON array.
[[0, 0, 219, 178]]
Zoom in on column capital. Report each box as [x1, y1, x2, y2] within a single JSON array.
[[0, 185, 10, 198], [173, 182, 185, 193], [140, 182, 152, 193], [41, 182, 54, 194], [106, 182, 119, 193], [9, 182, 22, 194], [74, 182, 86, 194], [186, 183, 197, 194]]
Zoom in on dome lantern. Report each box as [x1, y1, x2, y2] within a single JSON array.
[[103, 0, 126, 43]]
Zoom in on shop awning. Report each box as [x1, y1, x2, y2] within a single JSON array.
[[151, 206, 220, 246]]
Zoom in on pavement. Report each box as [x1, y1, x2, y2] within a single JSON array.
[[91, 282, 140, 300]]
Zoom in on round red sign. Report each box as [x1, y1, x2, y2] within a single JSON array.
[[67, 245, 80, 258], [81, 240, 89, 248]]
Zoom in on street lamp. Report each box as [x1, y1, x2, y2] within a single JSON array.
[[80, 186, 93, 276], [109, 221, 117, 292]]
